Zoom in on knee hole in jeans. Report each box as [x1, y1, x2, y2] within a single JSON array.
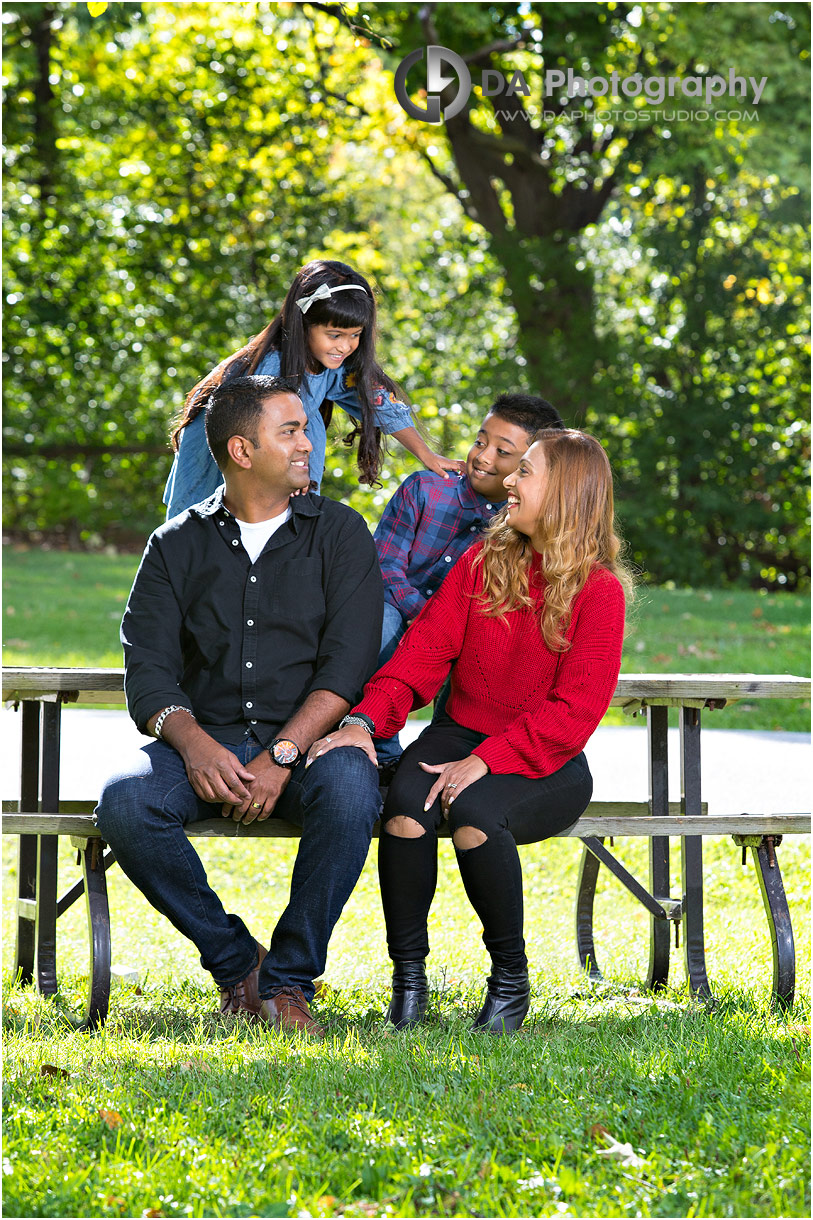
[[453, 825, 488, 851], [383, 815, 426, 839]]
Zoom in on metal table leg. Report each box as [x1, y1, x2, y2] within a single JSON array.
[[34, 701, 61, 996], [680, 706, 712, 1000], [647, 705, 671, 990], [14, 701, 40, 985], [736, 835, 795, 1010], [575, 842, 604, 980], [71, 836, 112, 1029]]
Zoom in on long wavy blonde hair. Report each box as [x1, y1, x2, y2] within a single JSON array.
[[473, 429, 634, 651]]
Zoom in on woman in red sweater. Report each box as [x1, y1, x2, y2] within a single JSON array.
[[308, 429, 632, 1034]]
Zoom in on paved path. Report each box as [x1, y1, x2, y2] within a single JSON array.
[[1, 707, 809, 814]]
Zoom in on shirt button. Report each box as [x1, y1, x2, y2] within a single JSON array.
[[219, 520, 225, 526], [246, 701, 253, 709], [245, 661, 253, 669], [247, 619, 254, 626], [444, 555, 452, 563], [231, 539, 239, 546], [250, 719, 257, 725], [486, 503, 493, 510], [250, 576, 257, 583], [470, 526, 477, 532]]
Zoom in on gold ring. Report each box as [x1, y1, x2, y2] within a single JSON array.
[[252, 802, 261, 809]]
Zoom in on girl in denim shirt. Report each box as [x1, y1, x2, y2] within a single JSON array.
[[164, 259, 463, 518]]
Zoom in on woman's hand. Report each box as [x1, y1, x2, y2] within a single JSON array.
[[422, 451, 466, 479], [419, 754, 489, 816], [306, 723, 377, 768]]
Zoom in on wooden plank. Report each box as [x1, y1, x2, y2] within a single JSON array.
[[1, 799, 707, 819], [3, 667, 810, 707], [2, 667, 126, 707], [3, 812, 809, 839], [611, 674, 810, 702]]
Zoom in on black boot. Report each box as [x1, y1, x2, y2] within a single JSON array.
[[471, 965, 530, 1034], [386, 961, 428, 1030]]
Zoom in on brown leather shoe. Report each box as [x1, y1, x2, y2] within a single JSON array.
[[259, 986, 325, 1039], [219, 940, 268, 1016]]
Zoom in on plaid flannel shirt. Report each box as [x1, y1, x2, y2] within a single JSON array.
[[373, 471, 505, 621]]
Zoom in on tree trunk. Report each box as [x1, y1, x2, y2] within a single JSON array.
[[31, 4, 57, 213]]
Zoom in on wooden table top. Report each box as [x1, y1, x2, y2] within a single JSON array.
[[2, 666, 810, 708]]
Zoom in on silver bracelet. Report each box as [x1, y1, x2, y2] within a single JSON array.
[[339, 713, 375, 736], [154, 705, 195, 738]]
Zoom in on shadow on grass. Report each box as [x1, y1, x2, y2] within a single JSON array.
[[4, 971, 809, 1044]]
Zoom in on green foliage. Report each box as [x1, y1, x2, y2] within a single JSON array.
[[2, 2, 809, 585]]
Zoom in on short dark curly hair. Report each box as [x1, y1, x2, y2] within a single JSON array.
[[488, 393, 563, 437], [204, 375, 300, 470]]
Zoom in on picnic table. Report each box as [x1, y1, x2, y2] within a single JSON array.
[[2, 666, 810, 1028]]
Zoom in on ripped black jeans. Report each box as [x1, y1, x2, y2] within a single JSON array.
[[378, 716, 593, 972]]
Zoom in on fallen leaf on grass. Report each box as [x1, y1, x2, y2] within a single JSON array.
[[40, 1064, 69, 1079], [104, 1199, 126, 1210], [143, 1210, 164, 1218], [589, 1123, 612, 1143], [180, 1058, 211, 1073], [596, 1137, 647, 1168], [98, 1108, 123, 1129], [785, 1024, 810, 1038]]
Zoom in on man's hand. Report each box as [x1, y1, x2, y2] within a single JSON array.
[[180, 736, 257, 805], [221, 750, 291, 824]]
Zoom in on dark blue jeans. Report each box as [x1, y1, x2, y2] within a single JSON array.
[[95, 738, 382, 1002]]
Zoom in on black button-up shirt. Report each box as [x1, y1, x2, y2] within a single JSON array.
[[122, 487, 384, 746]]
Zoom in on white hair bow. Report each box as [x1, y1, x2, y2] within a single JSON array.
[[296, 282, 370, 315]]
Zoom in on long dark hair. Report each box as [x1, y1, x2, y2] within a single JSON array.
[[171, 260, 405, 485]]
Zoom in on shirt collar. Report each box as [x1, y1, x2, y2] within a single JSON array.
[[191, 485, 322, 520], [455, 473, 507, 517]]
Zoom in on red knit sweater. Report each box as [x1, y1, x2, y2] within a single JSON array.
[[355, 544, 626, 778]]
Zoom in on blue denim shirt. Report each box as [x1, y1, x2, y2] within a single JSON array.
[[162, 349, 414, 518]]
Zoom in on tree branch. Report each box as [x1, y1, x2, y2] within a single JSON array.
[[296, 1, 397, 51], [463, 38, 525, 66], [416, 147, 478, 222], [3, 442, 168, 458]]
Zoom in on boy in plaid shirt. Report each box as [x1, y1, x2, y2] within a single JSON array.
[[373, 394, 563, 766]]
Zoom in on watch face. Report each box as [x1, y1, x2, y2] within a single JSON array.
[[272, 739, 299, 766]]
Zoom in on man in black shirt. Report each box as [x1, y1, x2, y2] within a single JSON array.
[[96, 376, 384, 1038]]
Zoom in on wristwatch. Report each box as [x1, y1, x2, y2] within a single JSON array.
[[269, 737, 302, 769]]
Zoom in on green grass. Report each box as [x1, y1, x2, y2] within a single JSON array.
[[2, 548, 140, 669], [2, 832, 810, 1218], [2, 549, 810, 730]]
